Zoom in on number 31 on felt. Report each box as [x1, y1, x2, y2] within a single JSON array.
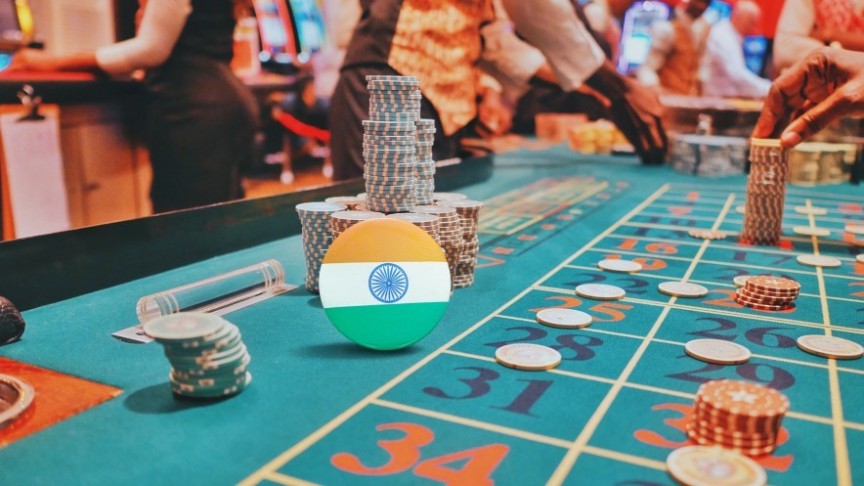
[[331, 422, 509, 484]]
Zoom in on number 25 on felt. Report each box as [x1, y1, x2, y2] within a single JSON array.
[[331, 422, 508, 485], [531, 296, 632, 323]]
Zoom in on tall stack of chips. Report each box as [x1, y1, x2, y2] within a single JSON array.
[[415, 119, 436, 204], [386, 213, 440, 242], [447, 200, 483, 288], [742, 138, 789, 245], [735, 275, 800, 311], [143, 313, 252, 399], [413, 205, 463, 276], [329, 210, 385, 239], [297, 202, 346, 292], [364, 75, 421, 213], [687, 379, 789, 456]]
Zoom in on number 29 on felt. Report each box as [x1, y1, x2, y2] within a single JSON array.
[[331, 422, 509, 485]]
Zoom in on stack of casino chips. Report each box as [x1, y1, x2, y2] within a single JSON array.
[[386, 213, 440, 242], [687, 379, 789, 456], [329, 210, 384, 239], [143, 313, 252, 399], [363, 75, 421, 213], [447, 200, 484, 288], [296, 202, 347, 293], [413, 205, 463, 277], [742, 139, 789, 246], [735, 275, 800, 311], [325, 196, 365, 210], [415, 119, 436, 204]]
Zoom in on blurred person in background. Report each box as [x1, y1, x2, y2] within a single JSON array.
[[9, 0, 258, 213], [701, 0, 771, 98], [637, 0, 712, 95], [775, 0, 864, 71], [330, 0, 667, 181]]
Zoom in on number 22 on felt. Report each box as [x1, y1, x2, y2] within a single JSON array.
[[331, 422, 508, 485]]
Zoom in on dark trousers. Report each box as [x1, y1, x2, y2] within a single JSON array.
[[329, 65, 462, 181], [146, 58, 258, 213]]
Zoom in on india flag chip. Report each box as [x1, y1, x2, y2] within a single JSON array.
[[319, 218, 451, 350]]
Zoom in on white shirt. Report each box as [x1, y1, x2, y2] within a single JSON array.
[[96, 0, 191, 76], [701, 20, 770, 98], [500, 0, 606, 92]]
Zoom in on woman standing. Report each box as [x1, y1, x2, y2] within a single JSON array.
[[10, 0, 258, 213]]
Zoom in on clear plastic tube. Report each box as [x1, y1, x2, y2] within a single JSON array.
[[136, 260, 286, 322]]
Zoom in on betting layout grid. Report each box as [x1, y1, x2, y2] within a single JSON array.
[[243, 182, 864, 485]]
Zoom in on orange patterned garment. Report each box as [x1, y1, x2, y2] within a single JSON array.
[[814, 0, 864, 32], [388, 0, 493, 136]]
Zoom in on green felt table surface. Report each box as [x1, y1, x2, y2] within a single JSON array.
[[1, 145, 863, 485]]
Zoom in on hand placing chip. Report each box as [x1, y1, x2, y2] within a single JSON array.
[[585, 61, 668, 165], [753, 48, 864, 148]]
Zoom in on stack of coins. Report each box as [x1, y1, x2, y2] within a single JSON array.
[[329, 210, 385, 239], [413, 205, 463, 276], [735, 275, 800, 311], [447, 200, 483, 288], [297, 202, 346, 293], [364, 75, 421, 213], [687, 380, 789, 456], [325, 196, 365, 210], [742, 138, 789, 246], [386, 213, 440, 242], [415, 119, 436, 204], [143, 313, 252, 399]]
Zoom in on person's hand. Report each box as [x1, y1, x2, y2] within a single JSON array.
[[586, 61, 668, 164], [6, 49, 59, 73], [753, 47, 864, 148], [477, 90, 513, 138]]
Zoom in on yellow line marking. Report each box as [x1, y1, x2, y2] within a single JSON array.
[[372, 399, 573, 448], [582, 446, 668, 471], [547, 194, 737, 484], [263, 472, 321, 486], [240, 184, 673, 485], [807, 198, 852, 486]]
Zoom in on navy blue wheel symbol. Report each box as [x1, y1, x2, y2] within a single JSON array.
[[368, 263, 409, 303]]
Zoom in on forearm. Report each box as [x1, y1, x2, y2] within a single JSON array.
[[815, 32, 864, 52], [50, 53, 101, 72]]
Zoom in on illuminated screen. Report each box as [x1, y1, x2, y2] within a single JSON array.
[[288, 0, 326, 57], [253, 0, 297, 62]]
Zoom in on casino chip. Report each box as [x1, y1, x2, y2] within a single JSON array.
[[733, 276, 749, 288], [846, 223, 864, 235], [796, 254, 842, 268], [495, 343, 562, 371], [687, 380, 789, 457], [535, 308, 592, 329], [792, 226, 831, 237], [666, 446, 766, 486], [794, 206, 827, 216], [0, 296, 25, 346], [796, 335, 864, 360], [688, 229, 728, 240], [597, 259, 642, 273], [297, 202, 347, 293], [685, 339, 751, 364], [735, 205, 746, 214], [144, 313, 252, 399], [659, 281, 708, 298], [0, 374, 35, 430], [575, 284, 625, 301], [858, 254, 864, 263], [319, 218, 450, 350]]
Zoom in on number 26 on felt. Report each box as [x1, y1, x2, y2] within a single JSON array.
[[331, 422, 508, 485]]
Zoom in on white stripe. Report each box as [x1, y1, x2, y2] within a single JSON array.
[[319, 261, 450, 308]]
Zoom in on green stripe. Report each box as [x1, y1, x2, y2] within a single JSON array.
[[325, 302, 449, 350]]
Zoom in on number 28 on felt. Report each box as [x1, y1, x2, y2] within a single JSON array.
[[331, 422, 509, 485]]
